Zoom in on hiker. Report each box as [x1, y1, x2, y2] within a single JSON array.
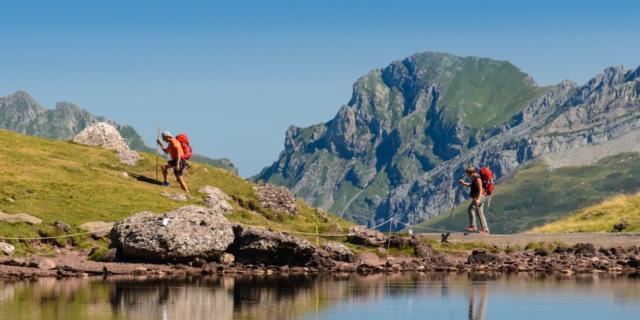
[[156, 131, 189, 192], [459, 166, 489, 234]]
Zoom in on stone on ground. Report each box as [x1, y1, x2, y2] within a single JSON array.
[[468, 249, 501, 264], [79, 221, 114, 239], [73, 122, 142, 166], [347, 226, 387, 247], [323, 241, 355, 262], [0, 242, 15, 255], [27, 257, 57, 270], [357, 252, 385, 272], [255, 184, 298, 215], [52, 221, 73, 234], [220, 253, 235, 265], [198, 186, 233, 214], [160, 192, 188, 202], [228, 224, 334, 267], [110, 205, 235, 263], [0, 211, 42, 225]]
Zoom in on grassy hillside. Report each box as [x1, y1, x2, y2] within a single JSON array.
[[418, 153, 640, 234], [531, 193, 640, 233], [0, 129, 350, 255]]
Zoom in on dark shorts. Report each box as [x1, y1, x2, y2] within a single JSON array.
[[168, 159, 187, 177]]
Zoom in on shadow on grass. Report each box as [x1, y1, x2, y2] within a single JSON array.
[[128, 173, 163, 186]]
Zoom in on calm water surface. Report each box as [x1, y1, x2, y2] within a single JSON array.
[[0, 273, 638, 320]]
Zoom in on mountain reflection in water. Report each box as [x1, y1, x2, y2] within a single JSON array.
[[0, 273, 638, 320]]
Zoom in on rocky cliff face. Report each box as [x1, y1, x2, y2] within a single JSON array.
[[257, 52, 640, 228], [0, 90, 238, 173]]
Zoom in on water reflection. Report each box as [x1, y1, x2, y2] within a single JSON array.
[[0, 273, 638, 320]]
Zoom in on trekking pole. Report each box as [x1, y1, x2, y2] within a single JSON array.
[[155, 127, 160, 182]]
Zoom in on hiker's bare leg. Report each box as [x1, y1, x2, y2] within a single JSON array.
[[161, 165, 169, 183], [176, 175, 189, 192]]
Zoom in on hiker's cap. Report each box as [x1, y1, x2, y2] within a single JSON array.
[[161, 131, 173, 138]]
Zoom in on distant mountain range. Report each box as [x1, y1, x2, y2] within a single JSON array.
[[256, 52, 640, 230], [0, 90, 237, 173]]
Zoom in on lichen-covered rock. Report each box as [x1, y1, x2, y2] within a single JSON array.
[[255, 184, 298, 215], [323, 241, 355, 262], [110, 205, 235, 263], [228, 224, 334, 268], [198, 186, 233, 214], [73, 122, 142, 165], [347, 226, 387, 247]]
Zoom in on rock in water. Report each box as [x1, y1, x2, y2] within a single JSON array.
[[110, 205, 235, 263], [73, 122, 142, 166], [198, 186, 233, 214], [255, 184, 298, 215], [229, 224, 334, 268]]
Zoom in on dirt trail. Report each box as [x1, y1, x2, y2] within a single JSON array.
[[419, 232, 640, 248]]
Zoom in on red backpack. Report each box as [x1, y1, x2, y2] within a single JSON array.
[[175, 133, 192, 160], [479, 166, 494, 196]]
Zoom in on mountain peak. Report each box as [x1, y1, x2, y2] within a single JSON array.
[[2, 90, 39, 107]]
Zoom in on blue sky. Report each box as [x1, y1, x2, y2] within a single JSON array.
[[2, 0, 639, 176]]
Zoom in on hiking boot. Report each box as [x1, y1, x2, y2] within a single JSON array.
[[465, 226, 478, 232], [162, 182, 170, 187]]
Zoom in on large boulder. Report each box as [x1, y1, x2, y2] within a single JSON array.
[[255, 184, 298, 215], [110, 205, 234, 263], [228, 224, 334, 268], [73, 122, 142, 166], [198, 186, 233, 214], [347, 226, 387, 247]]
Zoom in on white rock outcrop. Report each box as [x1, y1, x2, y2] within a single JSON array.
[[73, 122, 142, 166]]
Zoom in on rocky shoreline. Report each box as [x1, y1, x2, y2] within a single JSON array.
[[1, 240, 639, 280], [1, 202, 639, 280]]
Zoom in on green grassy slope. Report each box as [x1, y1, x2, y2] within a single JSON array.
[[531, 193, 640, 233], [0, 129, 350, 255], [418, 153, 640, 234], [437, 57, 550, 129]]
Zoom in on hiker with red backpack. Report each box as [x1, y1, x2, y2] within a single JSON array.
[[459, 166, 494, 234], [157, 131, 192, 192]]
